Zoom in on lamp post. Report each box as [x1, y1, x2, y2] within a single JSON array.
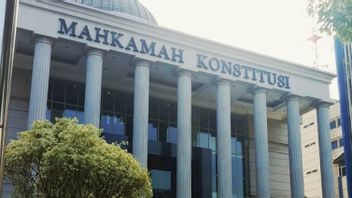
[[0, 0, 19, 194]]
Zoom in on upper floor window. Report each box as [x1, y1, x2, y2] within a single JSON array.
[[330, 120, 337, 129], [331, 140, 338, 150]]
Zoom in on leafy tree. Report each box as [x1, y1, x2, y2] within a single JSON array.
[[308, 0, 352, 42], [5, 118, 152, 198]]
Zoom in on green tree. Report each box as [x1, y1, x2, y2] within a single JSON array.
[[5, 118, 152, 198], [308, 0, 352, 42]]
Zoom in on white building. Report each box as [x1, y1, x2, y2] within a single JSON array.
[[4, 0, 337, 197], [301, 102, 348, 198]]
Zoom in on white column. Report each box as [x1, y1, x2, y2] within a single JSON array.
[[316, 102, 335, 197], [253, 88, 270, 198], [27, 37, 52, 128], [176, 70, 192, 198], [286, 96, 305, 198], [132, 60, 151, 168], [216, 79, 232, 198], [84, 49, 103, 127]]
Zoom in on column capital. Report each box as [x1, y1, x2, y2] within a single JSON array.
[[283, 94, 300, 103], [176, 69, 192, 78], [34, 37, 53, 47], [315, 101, 331, 109], [87, 48, 104, 57], [252, 87, 267, 95], [216, 78, 231, 87], [133, 58, 152, 68]]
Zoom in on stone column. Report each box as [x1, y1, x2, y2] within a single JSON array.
[[216, 79, 232, 198], [132, 60, 151, 168], [84, 49, 103, 127], [27, 37, 53, 128], [176, 70, 192, 198], [286, 96, 304, 198], [316, 102, 335, 197], [253, 88, 270, 198]]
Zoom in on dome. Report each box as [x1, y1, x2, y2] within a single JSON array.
[[80, 0, 157, 25]]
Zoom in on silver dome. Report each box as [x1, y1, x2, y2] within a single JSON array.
[[80, 0, 157, 25]]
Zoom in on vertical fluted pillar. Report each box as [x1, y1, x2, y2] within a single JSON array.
[[132, 60, 151, 168], [84, 49, 103, 127], [316, 102, 335, 198], [176, 70, 192, 198], [286, 96, 305, 198], [253, 88, 270, 198], [216, 79, 232, 198], [27, 37, 53, 128]]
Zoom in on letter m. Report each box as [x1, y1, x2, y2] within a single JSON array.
[[58, 18, 77, 37]]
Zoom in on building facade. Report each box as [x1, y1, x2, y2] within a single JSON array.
[[301, 103, 348, 198], [5, 0, 337, 197]]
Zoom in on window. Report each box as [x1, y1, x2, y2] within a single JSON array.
[[330, 120, 337, 129], [166, 127, 177, 144], [303, 125, 309, 129], [148, 124, 158, 140], [309, 122, 314, 126], [339, 138, 344, 147], [337, 118, 341, 127], [150, 170, 171, 190], [331, 140, 338, 149]]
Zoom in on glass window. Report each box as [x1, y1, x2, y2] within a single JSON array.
[[77, 83, 85, 107], [150, 170, 171, 190], [52, 79, 66, 102], [209, 132, 216, 151], [330, 120, 337, 129], [197, 132, 209, 149], [148, 123, 158, 141], [337, 118, 341, 127], [102, 89, 114, 111], [101, 115, 125, 135], [211, 153, 217, 195], [339, 138, 344, 147], [199, 109, 208, 129], [166, 127, 177, 144], [149, 98, 158, 119], [66, 81, 78, 105], [309, 122, 314, 126], [331, 140, 338, 149], [169, 103, 177, 123], [159, 102, 170, 121]]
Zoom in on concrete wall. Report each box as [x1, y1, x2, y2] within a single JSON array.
[[248, 117, 291, 198]]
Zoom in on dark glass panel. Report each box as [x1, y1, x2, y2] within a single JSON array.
[[66, 81, 78, 105], [199, 108, 208, 129], [102, 88, 114, 111], [331, 140, 338, 149], [125, 93, 134, 115], [48, 78, 53, 101], [149, 98, 159, 119], [159, 122, 168, 142], [208, 110, 216, 130], [52, 79, 66, 102], [192, 106, 200, 127], [114, 91, 125, 114], [78, 83, 85, 106], [330, 120, 336, 129], [169, 102, 177, 123], [51, 103, 64, 121], [159, 101, 170, 121]]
